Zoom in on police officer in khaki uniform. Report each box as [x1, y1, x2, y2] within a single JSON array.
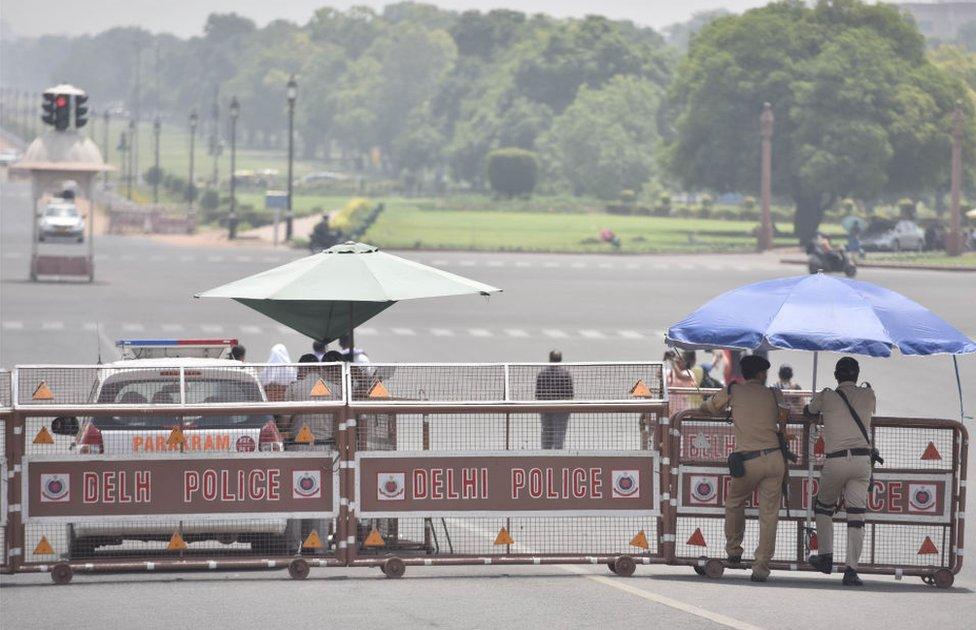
[[805, 357, 876, 586], [701, 355, 786, 582]]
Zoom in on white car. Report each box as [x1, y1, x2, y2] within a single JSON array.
[[861, 220, 924, 252], [38, 202, 85, 242], [51, 357, 293, 557], [0, 148, 20, 166]]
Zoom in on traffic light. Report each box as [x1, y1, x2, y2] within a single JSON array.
[[42, 93, 57, 127], [74, 94, 89, 128], [53, 93, 71, 131]]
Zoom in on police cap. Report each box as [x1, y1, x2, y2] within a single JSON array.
[[740, 355, 771, 379]]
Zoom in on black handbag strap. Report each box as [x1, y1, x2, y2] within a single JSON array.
[[835, 389, 872, 448]]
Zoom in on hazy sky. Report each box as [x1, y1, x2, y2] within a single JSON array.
[[2, 1, 771, 38]]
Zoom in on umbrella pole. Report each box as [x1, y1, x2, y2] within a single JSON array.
[[805, 351, 819, 533], [953, 355, 967, 423], [348, 302, 355, 359]]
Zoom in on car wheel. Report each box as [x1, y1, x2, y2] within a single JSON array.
[[844, 264, 857, 278]]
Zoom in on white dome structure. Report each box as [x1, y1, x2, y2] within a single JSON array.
[[14, 130, 110, 172]]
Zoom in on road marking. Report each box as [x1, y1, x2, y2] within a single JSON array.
[[122, 323, 145, 332], [651, 330, 666, 341], [240, 325, 262, 335], [505, 329, 530, 338], [564, 566, 761, 630], [180, 255, 195, 262], [161, 323, 184, 332], [459, 260, 476, 267], [543, 329, 569, 339], [430, 328, 454, 337], [487, 261, 504, 267], [624, 263, 640, 270], [2, 252, 21, 259], [578, 329, 606, 339], [679, 263, 694, 270], [570, 262, 587, 269], [515, 261, 531, 268], [357, 327, 378, 336], [2, 321, 24, 330], [261, 256, 278, 263], [82, 322, 98, 332], [207, 255, 224, 263], [467, 328, 493, 337], [619, 330, 644, 339], [391, 327, 416, 336], [597, 262, 613, 269], [234, 256, 252, 262], [543, 261, 561, 268], [200, 324, 224, 333], [41, 321, 65, 330], [276, 325, 296, 334], [431, 259, 448, 266], [120, 254, 134, 262]]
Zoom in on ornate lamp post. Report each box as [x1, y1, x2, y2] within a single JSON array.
[[152, 116, 161, 203], [286, 75, 298, 241], [188, 110, 198, 211], [228, 96, 240, 240], [758, 102, 774, 251], [947, 104, 964, 257]]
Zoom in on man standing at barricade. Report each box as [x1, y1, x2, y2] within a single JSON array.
[[804, 357, 877, 587], [536, 350, 574, 449], [700, 355, 786, 582]]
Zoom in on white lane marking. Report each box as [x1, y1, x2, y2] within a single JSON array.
[[2, 252, 21, 259], [201, 324, 224, 333], [570, 262, 586, 269], [276, 325, 297, 334], [2, 321, 24, 330], [619, 330, 644, 339], [41, 321, 65, 330], [431, 259, 448, 266], [93, 254, 109, 261], [161, 323, 184, 332], [122, 323, 145, 332], [240, 325, 262, 335], [120, 254, 134, 262], [564, 567, 761, 630], [505, 329, 530, 338], [651, 330, 666, 340], [543, 329, 569, 339], [578, 329, 606, 339], [180, 255, 194, 262], [149, 255, 164, 262], [430, 328, 455, 337], [597, 262, 613, 269], [391, 327, 416, 336], [733, 265, 750, 271], [679, 263, 694, 270], [459, 260, 476, 267], [467, 328, 493, 338], [82, 322, 98, 332], [207, 255, 224, 263], [357, 327, 378, 336], [487, 261, 504, 267], [515, 261, 531, 268], [706, 264, 723, 271], [624, 263, 640, 270], [235, 256, 252, 262], [261, 256, 278, 263], [543, 262, 561, 268]]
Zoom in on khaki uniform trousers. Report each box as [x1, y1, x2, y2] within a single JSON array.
[[814, 454, 871, 570], [726, 451, 785, 578]]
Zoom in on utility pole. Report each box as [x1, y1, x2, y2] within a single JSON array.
[[210, 88, 220, 187], [947, 104, 964, 256], [228, 96, 240, 240], [128, 119, 136, 199], [102, 109, 110, 188], [188, 109, 198, 211], [758, 102, 774, 252], [285, 75, 298, 241], [152, 116, 161, 203]]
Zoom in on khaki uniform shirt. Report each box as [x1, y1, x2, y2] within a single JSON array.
[[806, 381, 875, 452], [700, 380, 783, 452]]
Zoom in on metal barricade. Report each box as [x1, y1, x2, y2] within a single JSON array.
[[668, 387, 813, 418], [667, 409, 967, 587], [1, 370, 11, 571]]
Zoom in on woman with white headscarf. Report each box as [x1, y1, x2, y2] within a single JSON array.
[[261, 344, 297, 401]]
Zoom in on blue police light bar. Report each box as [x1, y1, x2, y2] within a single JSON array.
[[116, 338, 239, 347], [115, 338, 240, 360]]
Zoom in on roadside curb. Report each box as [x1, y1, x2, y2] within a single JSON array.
[[780, 258, 975, 273]]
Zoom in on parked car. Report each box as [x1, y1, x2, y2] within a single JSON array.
[[37, 202, 84, 242], [50, 355, 292, 557], [0, 148, 20, 166], [861, 220, 924, 252]]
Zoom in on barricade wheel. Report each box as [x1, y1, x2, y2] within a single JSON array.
[[288, 558, 310, 580], [693, 565, 706, 576], [607, 561, 618, 574], [51, 563, 73, 585], [382, 557, 406, 579], [613, 555, 636, 577], [921, 575, 935, 586], [933, 569, 954, 589], [704, 559, 725, 579]]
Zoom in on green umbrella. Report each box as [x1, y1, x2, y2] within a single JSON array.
[[195, 241, 501, 346]]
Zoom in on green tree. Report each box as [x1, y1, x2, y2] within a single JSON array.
[[666, 0, 973, 242], [542, 75, 662, 199], [487, 147, 538, 196]]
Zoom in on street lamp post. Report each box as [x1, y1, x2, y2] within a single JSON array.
[[118, 130, 130, 199], [152, 116, 161, 203], [228, 96, 240, 240], [286, 75, 298, 241], [188, 110, 198, 212], [947, 104, 964, 257], [758, 102, 774, 252], [102, 110, 110, 188], [128, 119, 136, 200]]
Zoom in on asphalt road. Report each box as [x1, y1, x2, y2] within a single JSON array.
[[2, 179, 976, 628]]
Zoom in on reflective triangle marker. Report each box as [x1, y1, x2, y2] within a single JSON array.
[[295, 423, 315, 444], [917, 536, 939, 555], [167, 425, 185, 448], [303, 530, 323, 549], [368, 380, 390, 399], [494, 527, 514, 546], [921, 442, 942, 461], [687, 528, 707, 547], [630, 379, 652, 398], [32, 381, 54, 400], [629, 530, 649, 550], [167, 532, 188, 551], [309, 378, 332, 398], [33, 426, 55, 445], [364, 528, 385, 547], [33, 536, 54, 555]]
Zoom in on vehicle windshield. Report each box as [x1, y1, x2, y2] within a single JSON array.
[[94, 376, 268, 429], [44, 206, 78, 218]]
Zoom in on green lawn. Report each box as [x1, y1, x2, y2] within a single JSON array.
[[865, 252, 976, 268], [360, 201, 832, 254]]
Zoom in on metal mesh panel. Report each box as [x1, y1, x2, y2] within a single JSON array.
[[0, 415, 6, 569], [873, 424, 954, 472], [670, 389, 812, 418], [0, 370, 11, 408], [507, 363, 664, 402], [675, 516, 799, 563], [869, 524, 951, 568], [350, 364, 505, 402]]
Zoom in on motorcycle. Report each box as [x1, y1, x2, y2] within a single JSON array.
[[807, 234, 857, 277]]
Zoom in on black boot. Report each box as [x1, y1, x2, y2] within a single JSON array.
[[842, 567, 862, 586], [727, 555, 742, 566], [807, 553, 833, 575]]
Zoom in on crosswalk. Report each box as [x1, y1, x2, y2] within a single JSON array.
[[0, 249, 777, 273], [0, 319, 667, 342]]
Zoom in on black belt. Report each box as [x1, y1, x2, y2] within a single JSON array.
[[826, 448, 872, 458], [738, 447, 780, 462]]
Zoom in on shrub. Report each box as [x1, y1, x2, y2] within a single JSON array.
[[619, 189, 637, 203], [713, 208, 737, 221], [199, 189, 220, 211], [487, 148, 538, 197], [144, 166, 164, 187], [840, 198, 856, 214], [654, 193, 672, 216], [741, 196, 757, 211], [698, 194, 714, 218], [330, 198, 386, 240], [897, 198, 916, 219]]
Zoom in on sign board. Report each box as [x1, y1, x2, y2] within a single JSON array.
[[677, 466, 952, 524], [23, 453, 337, 522], [356, 450, 659, 518], [264, 191, 288, 209]]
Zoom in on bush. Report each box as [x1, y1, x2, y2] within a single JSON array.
[[330, 198, 386, 240], [897, 198, 916, 219], [698, 194, 714, 218], [841, 198, 856, 214], [619, 189, 637, 203], [487, 148, 538, 197], [713, 208, 737, 221], [741, 196, 757, 211], [144, 166, 164, 187]]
